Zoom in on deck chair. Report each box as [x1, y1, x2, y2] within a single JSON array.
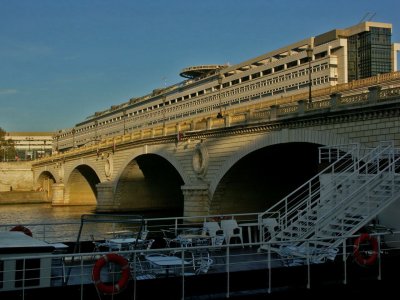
[[220, 219, 243, 247], [130, 256, 157, 280], [262, 218, 279, 241], [140, 230, 149, 240], [209, 233, 226, 264], [203, 221, 223, 246], [161, 229, 177, 248], [90, 234, 114, 261], [195, 257, 214, 274], [90, 235, 110, 252], [131, 238, 155, 252], [191, 237, 211, 262], [180, 257, 214, 276]]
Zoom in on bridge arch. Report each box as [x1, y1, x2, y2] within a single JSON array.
[[208, 128, 353, 214], [64, 164, 100, 205], [36, 171, 56, 200], [114, 149, 190, 188], [113, 151, 185, 214], [210, 128, 351, 196]]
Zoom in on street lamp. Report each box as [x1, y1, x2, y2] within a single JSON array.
[[306, 45, 314, 104], [56, 135, 59, 153], [122, 110, 127, 135], [72, 128, 76, 148], [94, 120, 98, 142]]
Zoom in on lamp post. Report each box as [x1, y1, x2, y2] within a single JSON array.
[[56, 135, 59, 153], [306, 45, 313, 104], [123, 110, 127, 135], [72, 128, 76, 148], [94, 120, 98, 142]]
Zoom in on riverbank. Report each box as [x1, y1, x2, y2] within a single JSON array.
[[0, 191, 50, 204]]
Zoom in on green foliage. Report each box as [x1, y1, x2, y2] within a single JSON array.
[[0, 127, 17, 161], [0, 127, 5, 141]]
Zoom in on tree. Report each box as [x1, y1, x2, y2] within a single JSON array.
[[0, 127, 17, 161]]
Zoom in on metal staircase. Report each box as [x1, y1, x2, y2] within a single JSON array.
[[259, 141, 400, 263]]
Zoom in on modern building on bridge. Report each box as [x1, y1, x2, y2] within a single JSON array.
[[54, 21, 400, 151], [342, 22, 397, 80]]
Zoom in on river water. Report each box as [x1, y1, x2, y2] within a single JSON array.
[[0, 203, 178, 242], [0, 203, 97, 225], [0, 203, 99, 242]]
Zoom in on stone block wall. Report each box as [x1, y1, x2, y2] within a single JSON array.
[[0, 162, 34, 191]]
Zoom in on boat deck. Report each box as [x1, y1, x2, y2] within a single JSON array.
[[2, 245, 400, 300], [7, 242, 398, 300], [1, 213, 400, 299]]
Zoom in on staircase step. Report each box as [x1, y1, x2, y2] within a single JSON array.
[[283, 229, 307, 236], [320, 229, 343, 236], [281, 231, 302, 238], [308, 240, 334, 247], [342, 215, 366, 222]]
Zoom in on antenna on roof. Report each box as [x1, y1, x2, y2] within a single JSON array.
[[359, 12, 376, 23], [368, 12, 376, 21]]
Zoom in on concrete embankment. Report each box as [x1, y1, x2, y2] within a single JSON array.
[[0, 161, 50, 204], [0, 191, 50, 204]]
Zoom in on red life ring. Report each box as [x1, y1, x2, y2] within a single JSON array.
[[353, 233, 379, 266], [92, 253, 130, 294], [211, 216, 229, 222], [10, 225, 33, 237]]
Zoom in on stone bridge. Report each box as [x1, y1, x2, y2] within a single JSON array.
[[32, 83, 400, 217]]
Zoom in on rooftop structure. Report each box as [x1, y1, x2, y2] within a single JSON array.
[[179, 64, 228, 79]]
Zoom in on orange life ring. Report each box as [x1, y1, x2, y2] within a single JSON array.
[[10, 225, 33, 237], [353, 233, 379, 266], [92, 253, 130, 294]]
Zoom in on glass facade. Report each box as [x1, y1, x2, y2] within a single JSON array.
[[348, 26, 392, 81]]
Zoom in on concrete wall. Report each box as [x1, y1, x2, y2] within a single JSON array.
[[0, 162, 34, 191], [0, 162, 49, 203], [0, 191, 49, 204]]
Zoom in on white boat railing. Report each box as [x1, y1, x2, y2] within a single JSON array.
[[0, 212, 260, 243], [1, 224, 399, 299]]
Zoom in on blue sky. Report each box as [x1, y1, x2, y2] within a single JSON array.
[[1, 0, 399, 132]]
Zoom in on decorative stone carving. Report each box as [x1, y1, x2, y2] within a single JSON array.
[[192, 142, 208, 177], [104, 154, 113, 179]]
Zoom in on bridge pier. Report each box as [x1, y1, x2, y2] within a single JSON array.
[[181, 184, 210, 218], [96, 182, 118, 212], [51, 183, 65, 205], [368, 85, 382, 103]]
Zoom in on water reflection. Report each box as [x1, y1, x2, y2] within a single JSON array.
[[0, 203, 97, 225], [0, 204, 98, 242]]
